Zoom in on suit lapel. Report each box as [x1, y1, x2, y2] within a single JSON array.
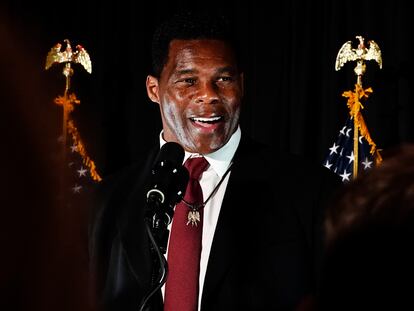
[[201, 137, 266, 306], [201, 171, 241, 303]]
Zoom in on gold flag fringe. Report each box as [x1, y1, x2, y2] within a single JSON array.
[[55, 93, 102, 182], [342, 84, 383, 165]]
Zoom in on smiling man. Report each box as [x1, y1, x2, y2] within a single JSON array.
[[146, 38, 242, 155], [89, 9, 340, 311]]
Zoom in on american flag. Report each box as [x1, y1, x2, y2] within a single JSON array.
[[59, 120, 101, 207], [67, 141, 94, 197], [323, 116, 380, 182]]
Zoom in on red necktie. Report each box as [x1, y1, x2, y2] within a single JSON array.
[[164, 157, 209, 311]]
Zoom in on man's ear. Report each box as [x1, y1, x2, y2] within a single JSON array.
[[146, 75, 160, 103]]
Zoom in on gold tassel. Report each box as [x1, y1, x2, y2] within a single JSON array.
[[55, 92, 102, 182], [342, 84, 382, 165]]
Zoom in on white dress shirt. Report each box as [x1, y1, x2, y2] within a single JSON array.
[[159, 127, 241, 310]]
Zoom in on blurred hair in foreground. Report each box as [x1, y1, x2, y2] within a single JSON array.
[[316, 143, 414, 311]]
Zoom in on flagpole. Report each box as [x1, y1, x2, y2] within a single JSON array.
[[45, 39, 101, 206], [335, 35, 382, 180], [353, 110, 359, 179], [352, 66, 364, 179], [62, 63, 73, 174]]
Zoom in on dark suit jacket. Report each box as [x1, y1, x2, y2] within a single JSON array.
[[89, 136, 340, 311]]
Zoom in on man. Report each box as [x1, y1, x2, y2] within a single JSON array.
[[89, 10, 339, 311]]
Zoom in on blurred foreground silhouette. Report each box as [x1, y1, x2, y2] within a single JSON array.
[[0, 7, 96, 311]]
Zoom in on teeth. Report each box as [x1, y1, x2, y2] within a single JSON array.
[[192, 116, 222, 122]]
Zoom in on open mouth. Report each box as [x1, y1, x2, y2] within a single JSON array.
[[190, 116, 223, 124], [189, 115, 225, 130]]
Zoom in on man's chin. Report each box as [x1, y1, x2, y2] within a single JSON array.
[[190, 140, 227, 155]]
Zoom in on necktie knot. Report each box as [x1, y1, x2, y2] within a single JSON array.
[[184, 157, 209, 181]]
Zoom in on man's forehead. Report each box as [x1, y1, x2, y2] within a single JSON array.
[[167, 39, 237, 67]]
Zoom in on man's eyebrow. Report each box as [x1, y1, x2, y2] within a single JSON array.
[[175, 69, 198, 75], [216, 66, 237, 74]]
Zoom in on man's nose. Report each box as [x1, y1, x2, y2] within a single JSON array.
[[195, 82, 219, 104]]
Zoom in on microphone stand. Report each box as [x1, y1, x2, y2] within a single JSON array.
[[138, 199, 172, 311], [139, 227, 168, 311], [138, 159, 188, 311]]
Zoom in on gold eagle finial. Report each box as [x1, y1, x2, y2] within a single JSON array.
[[45, 39, 92, 73], [335, 36, 382, 86]]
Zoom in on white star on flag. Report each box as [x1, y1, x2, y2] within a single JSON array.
[[77, 166, 88, 177], [323, 116, 379, 182]]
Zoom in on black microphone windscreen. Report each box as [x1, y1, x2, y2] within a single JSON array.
[[154, 142, 185, 166]]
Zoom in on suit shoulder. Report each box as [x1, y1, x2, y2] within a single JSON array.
[[96, 146, 159, 201], [89, 147, 158, 244]]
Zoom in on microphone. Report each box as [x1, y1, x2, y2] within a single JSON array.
[[145, 142, 189, 233]]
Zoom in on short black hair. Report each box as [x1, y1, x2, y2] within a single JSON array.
[[151, 9, 241, 78]]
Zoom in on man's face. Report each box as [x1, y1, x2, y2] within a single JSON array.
[[146, 39, 243, 154]]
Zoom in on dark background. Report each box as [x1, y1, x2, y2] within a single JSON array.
[[2, 0, 413, 177]]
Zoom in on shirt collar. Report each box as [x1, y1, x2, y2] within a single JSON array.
[[159, 126, 241, 178]]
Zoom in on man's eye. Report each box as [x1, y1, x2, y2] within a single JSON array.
[[183, 78, 196, 84], [217, 76, 233, 82], [175, 78, 196, 85]]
